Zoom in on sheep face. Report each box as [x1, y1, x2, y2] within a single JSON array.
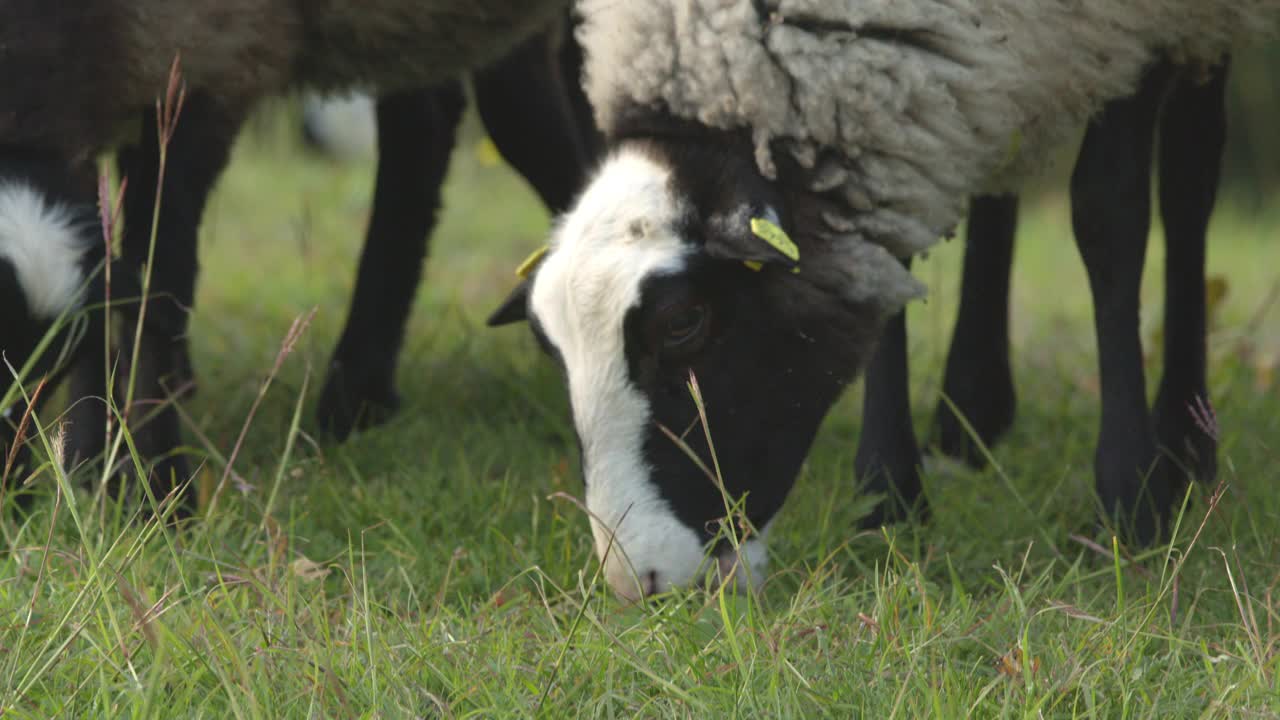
[[0, 159, 97, 414], [491, 140, 890, 600]]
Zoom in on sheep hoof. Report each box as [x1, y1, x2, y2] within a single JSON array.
[[857, 495, 930, 531], [853, 458, 930, 530], [316, 364, 402, 441], [1151, 394, 1218, 487], [929, 379, 1016, 469], [1094, 440, 1171, 548], [149, 455, 196, 523]]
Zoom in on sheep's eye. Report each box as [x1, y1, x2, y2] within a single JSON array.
[[661, 304, 708, 351]]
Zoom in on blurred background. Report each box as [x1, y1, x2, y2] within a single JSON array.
[[1216, 43, 1280, 204]]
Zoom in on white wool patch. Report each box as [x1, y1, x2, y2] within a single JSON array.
[[529, 149, 719, 598], [0, 182, 90, 319], [301, 91, 378, 160]]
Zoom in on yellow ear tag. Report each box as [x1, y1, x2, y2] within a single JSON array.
[[750, 216, 799, 262], [743, 216, 800, 273], [515, 245, 550, 279]]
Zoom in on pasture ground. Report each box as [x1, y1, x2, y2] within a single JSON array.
[[2, 104, 1278, 717]]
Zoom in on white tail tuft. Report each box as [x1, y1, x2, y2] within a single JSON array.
[[0, 182, 91, 319]]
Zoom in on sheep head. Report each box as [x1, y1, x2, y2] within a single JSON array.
[[490, 133, 923, 600]]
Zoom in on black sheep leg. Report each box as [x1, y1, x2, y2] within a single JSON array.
[[319, 23, 594, 439], [111, 92, 245, 516], [1070, 64, 1171, 544], [473, 26, 594, 213], [64, 306, 110, 475], [317, 83, 466, 439], [931, 194, 1019, 465], [63, 276, 112, 489], [1151, 63, 1228, 489], [854, 258, 928, 527]]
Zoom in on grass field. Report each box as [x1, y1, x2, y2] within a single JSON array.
[[2, 105, 1278, 717]]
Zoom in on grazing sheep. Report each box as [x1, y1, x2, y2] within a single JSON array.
[[0, 0, 574, 511], [488, 0, 1276, 600]]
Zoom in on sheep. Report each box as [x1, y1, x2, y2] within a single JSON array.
[[487, 0, 1277, 600], [0, 1, 578, 511]]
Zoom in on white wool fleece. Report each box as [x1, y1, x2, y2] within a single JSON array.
[[578, 0, 1277, 300]]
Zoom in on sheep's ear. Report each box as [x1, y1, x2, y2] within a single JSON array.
[[703, 205, 799, 271], [489, 244, 549, 326], [487, 280, 530, 327]]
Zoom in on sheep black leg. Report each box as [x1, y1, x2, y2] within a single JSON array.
[[854, 263, 928, 528], [317, 83, 466, 440], [64, 306, 110, 476], [111, 92, 245, 517], [1151, 63, 1228, 491], [473, 26, 593, 213], [1070, 64, 1171, 545], [931, 194, 1018, 465]]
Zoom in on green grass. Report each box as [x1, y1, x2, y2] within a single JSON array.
[[2, 105, 1279, 717]]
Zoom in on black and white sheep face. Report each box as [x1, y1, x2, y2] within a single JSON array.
[[492, 144, 890, 600]]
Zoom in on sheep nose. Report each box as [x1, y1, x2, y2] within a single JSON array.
[[604, 563, 662, 602], [643, 571, 659, 596], [626, 570, 660, 599]]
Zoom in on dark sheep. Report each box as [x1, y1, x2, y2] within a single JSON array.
[[0, 3, 590, 513]]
